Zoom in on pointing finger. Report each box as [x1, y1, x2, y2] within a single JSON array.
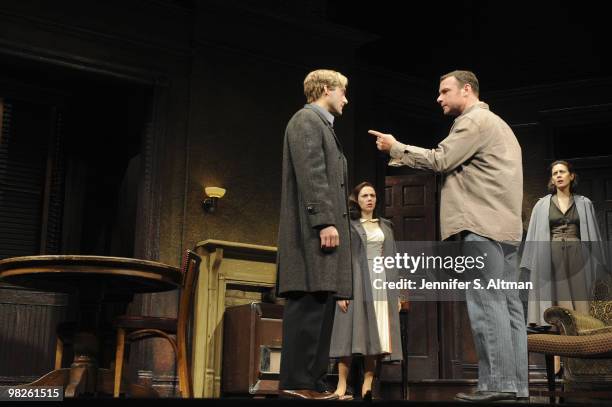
[[368, 130, 385, 138]]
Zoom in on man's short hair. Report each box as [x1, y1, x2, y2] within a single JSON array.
[[303, 69, 348, 103], [440, 70, 479, 97]]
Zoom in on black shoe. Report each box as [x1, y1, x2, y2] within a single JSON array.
[[455, 391, 517, 402], [362, 390, 372, 401]]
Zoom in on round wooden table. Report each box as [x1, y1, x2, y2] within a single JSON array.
[[0, 255, 182, 397]]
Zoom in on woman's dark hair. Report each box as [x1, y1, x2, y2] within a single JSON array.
[[349, 181, 378, 220], [547, 160, 579, 193]]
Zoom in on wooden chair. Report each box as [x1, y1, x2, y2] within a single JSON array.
[[112, 249, 201, 397]]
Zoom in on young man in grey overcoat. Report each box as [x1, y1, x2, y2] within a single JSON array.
[[276, 69, 353, 400]]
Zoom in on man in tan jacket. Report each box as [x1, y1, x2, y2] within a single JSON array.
[[370, 70, 528, 402]]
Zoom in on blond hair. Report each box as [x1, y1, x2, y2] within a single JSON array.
[[303, 69, 348, 103]]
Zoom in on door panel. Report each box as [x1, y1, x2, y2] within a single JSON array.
[[385, 173, 438, 380]]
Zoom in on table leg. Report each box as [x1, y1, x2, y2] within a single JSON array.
[[65, 364, 88, 397], [400, 309, 409, 400], [59, 331, 99, 397], [62, 286, 105, 396]]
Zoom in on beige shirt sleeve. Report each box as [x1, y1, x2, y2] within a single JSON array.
[[388, 116, 484, 173]]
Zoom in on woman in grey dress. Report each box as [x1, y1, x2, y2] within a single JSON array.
[[329, 182, 403, 400], [521, 160, 606, 325], [521, 161, 608, 373]]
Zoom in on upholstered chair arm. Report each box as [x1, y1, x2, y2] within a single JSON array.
[[545, 306, 608, 335], [544, 306, 582, 336]]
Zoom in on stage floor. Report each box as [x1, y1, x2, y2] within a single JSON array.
[[52, 396, 609, 406]]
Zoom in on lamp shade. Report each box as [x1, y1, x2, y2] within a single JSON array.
[[204, 186, 226, 199]]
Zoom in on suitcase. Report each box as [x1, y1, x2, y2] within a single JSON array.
[[222, 302, 283, 395]]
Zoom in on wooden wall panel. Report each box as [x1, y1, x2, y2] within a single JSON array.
[[0, 286, 68, 385]]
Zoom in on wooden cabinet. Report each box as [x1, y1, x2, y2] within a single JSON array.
[[192, 240, 278, 397], [222, 302, 283, 396]]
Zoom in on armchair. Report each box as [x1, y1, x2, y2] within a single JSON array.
[[528, 279, 612, 398]]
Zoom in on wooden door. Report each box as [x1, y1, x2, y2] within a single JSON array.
[[384, 173, 439, 380]]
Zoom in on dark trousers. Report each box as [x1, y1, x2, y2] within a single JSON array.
[[279, 291, 335, 390]]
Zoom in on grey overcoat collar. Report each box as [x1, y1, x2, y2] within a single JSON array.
[[303, 104, 344, 153]]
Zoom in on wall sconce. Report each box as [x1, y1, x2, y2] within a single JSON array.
[[202, 186, 226, 213]]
